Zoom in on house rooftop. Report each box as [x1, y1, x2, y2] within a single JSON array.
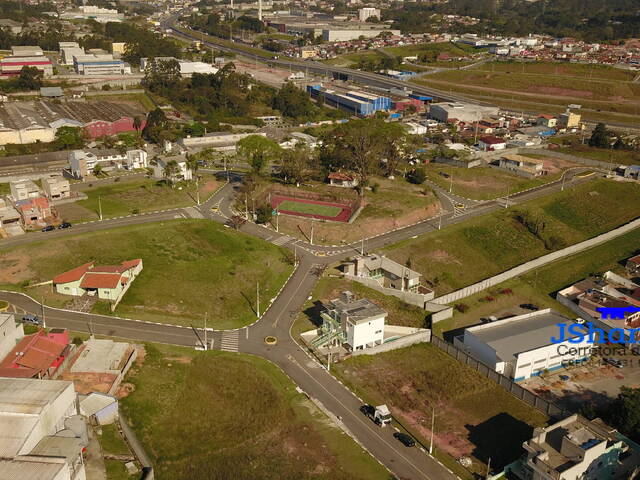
[[355, 254, 421, 280], [466, 309, 578, 362], [329, 294, 387, 324], [0, 457, 66, 480]]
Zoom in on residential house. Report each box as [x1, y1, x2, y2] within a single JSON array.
[[0, 329, 70, 379], [626, 254, 640, 277], [68, 149, 146, 179], [53, 259, 143, 303], [16, 197, 52, 228], [404, 121, 427, 135], [499, 154, 545, 177], [0, 198, 21, 230], [477, 135, 507, 151], [623, 165, 640, 181], [319, 291, 387, 351], [42, 176, 71, 200], [10, 179, 41, 201], [518, 415, 632, 480], [328, 172, 358, 188], [558, 111, 581, 129], [0, 19, 22, 34], [344, 254, 425, 293], [537, 114, 558, 128], [455, 309, 593, 381], [152, 157, 193, 182]]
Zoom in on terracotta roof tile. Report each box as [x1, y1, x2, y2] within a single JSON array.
[[80, 272, 123, 289], [53, 262, 94, 284]]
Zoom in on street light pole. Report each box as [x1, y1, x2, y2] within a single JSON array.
[[41, 296, 46, 329], [429, 407, 435, 455], [256, 282, 260, 318], [98, 196, 103, 221]]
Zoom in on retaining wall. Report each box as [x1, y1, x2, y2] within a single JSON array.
[[352, 328, 431, 356], [432, 218, 640, 305]]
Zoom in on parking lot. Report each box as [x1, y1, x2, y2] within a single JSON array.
[[523, 348, 640, 411]]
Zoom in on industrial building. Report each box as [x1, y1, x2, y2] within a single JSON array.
[[0, 377, 86, 480], [266, 16, 398, 42], [73, 54, 130, 75], [140, 57, 218, 77], [429, 102, 500, 123], [516, 415, 634, 480], [60, 5, 124, 23], [0, 53, 53, 76], [0, 100, 146, 145], [59, 42, 85, 66], [180, 131, 266, 150], [456, 309, 594, 381], [358, 7, 381, 22], [307, 85, 391, 116]]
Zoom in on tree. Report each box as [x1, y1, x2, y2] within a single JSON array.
[[17, 66, 43, 91], [272, 82, 315, 119], [589, 123, 611, 149], [162, 159, 180, 187], [406, 167, 427, 184], [92, 163, 103, 177], [142, 108, 168, 143], [280, 144, 313, 185], [322, 119, 387, 196], [237, 135, 282, 175], [610, 387, 640, 441], [255, 204, 273, 224], [379, 122, 408, 177], [54, 127, 85, 149], [133, 116, 142, 132]]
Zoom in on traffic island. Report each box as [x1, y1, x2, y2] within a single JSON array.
[[264, 336, 278, 345]]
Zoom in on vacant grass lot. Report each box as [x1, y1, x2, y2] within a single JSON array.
[[333, 343, 548, 478], [57, 177, 221, 223], [384, 179, 640, 295], [424, 164, 565, 200], [120, 343, 388, 480], [275, 176, 439, 244], [433, 224, 640, 337], [0, 220, 293, 328], [97, 424, 137, 480]]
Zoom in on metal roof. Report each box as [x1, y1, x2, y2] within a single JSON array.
[[0, 377, 73, 414], [0, 416, 39, 457], [0, 458, 65, 480], [466, 309, 579, 362]]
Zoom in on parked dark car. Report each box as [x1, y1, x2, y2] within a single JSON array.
[[520, 303, 539, 311], [21, 314, 42, 326], [58, 222, 72, 229], [393, 432, 416, 447], [42, 225, 55, 232], [438, 171, 450, 178], [604, 358, 624, 368]]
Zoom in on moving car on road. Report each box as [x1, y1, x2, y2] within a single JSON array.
[[58, 222, 72, 229], [42, 225, 55, 232]]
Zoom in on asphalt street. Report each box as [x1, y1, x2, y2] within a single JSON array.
[[0, 166, 604, 480]]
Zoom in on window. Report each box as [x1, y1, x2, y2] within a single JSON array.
[[518, 363, 531, 369], [534, 358, 546, 364], [375, 330, 382, 334]]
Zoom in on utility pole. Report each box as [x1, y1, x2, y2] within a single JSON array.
[[310, 220, 314, 245], [485, 457, 492, 479], [41, 296, 46, 329], [294, 244, 297, 265], [438, 209, 443, 230], [256, 282, 260, 318], [195, 176, 200, 205], [429, 407, 435, 455], [204, 312, 208, 350], [504, 186, 510, 208], [561, 173, 566, 192], [361, 236, 364, 255], [449, 170, 453, 193], [275, 209, 279, 232], [98, 195, 103, 220]]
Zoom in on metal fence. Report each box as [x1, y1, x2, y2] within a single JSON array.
[[430, 336, 567, 419], [258, 185, 363, 217]]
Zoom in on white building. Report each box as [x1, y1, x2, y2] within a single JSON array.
[[404, 121, 427, 135], [477, 135, 507, 151], [68, 149, 147, 179], [73, 54, 130, 76], [519, 415, 632, 480], [499, 154, 544, 177], [358, 7, 381, 21], [10, 179, 41, 201], [321, 291, 387, 351], [42, 176, 71, 200], [429, 102, 500, 124], [456, 309, 594, 381], [152, 157, 193, 182], [322, 28, 400, 42], [0, 313, 24, 362], [180, 131, 266, 151], [60, 5, 124, 23]]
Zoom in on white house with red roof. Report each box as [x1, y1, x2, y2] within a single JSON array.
[[477, 135, 507, 152], [53, 259, 143, 305]]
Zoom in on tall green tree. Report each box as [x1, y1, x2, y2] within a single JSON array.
[[272, 82, 315, 119], [17, 66, 43, 91], [610, 386, 640, 441], [54, 127, 85, 149], [281, 144, 314, 185], [237, 135, 282, 175], [589, 123, 611, 149]]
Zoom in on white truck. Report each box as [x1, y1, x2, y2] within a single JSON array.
[[360, 404, 392, 427]]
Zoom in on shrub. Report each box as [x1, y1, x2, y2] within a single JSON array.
[[454, 303, 469, 313], [407, 167, 427, 185], [255, 204, 273, 224], [500, 288, 514, 296], [371, 182, 380, 193], [72, 336, 84, 346], [131, 208, 140, 215]]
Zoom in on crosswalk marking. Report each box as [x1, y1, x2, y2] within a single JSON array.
[[271, 235, 292, 246], [219, 331, 239, 352]]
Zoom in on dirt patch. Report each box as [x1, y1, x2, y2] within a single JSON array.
[[0, 251, 36, 284], [134, 345, 146, 366], [61, 371, 119, 395], [527, 86, 594, 98], [200, 180, 221, 196], [164, 356, 192, 364], [116, 382, 136, 399], [426, 249, 461, 265]]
